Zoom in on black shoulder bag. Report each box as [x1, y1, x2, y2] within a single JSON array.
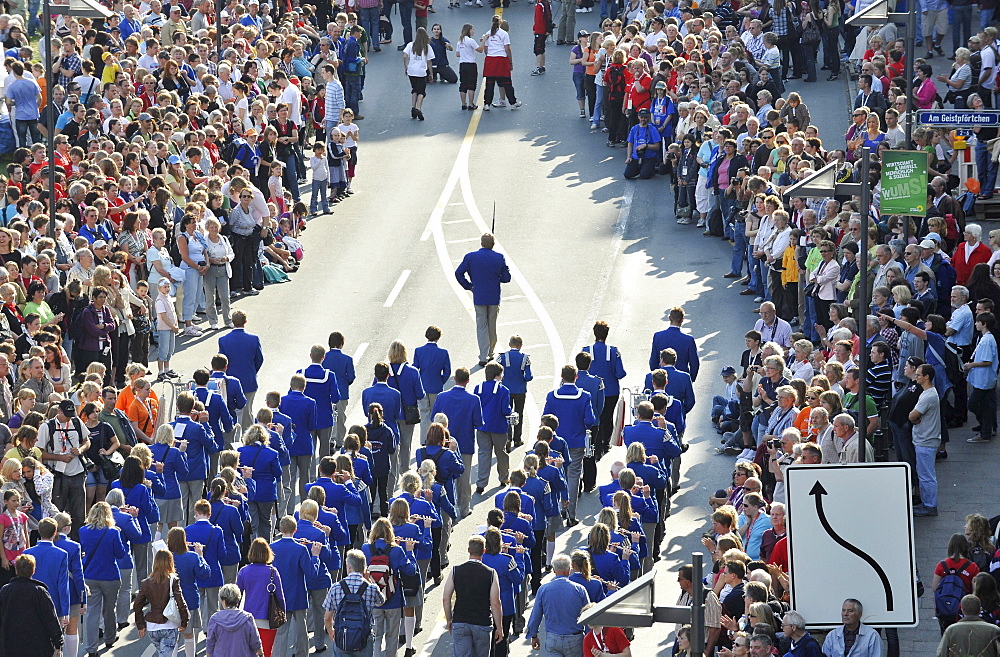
[[392, 366, 421, 425]]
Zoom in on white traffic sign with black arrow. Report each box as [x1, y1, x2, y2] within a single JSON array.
[[785, 463, 918, 628]]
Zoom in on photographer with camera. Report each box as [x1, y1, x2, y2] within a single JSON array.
[[766, 427, 801, 505]]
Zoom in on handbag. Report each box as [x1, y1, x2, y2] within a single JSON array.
[[802, 282, 819, 298], [163, 575, 183, 625], [802, 22, 821, 45], [267, 566, 287, 629], [391, 368, 420, 425]]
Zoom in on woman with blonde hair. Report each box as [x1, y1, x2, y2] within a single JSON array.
[[362, 516, 419, 657], [387, 496, 431, 653], [237, 423, 282, 539], [134, 549, 189, 656], [586, 523, 630, 593], [385, 340, 424, 487], [21, 455, 55, 522], [149, 423, 189, 531], [81, 501, 129, 656], [417, 458, 455, 585]]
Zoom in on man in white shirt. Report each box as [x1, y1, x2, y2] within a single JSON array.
[[644, 17, 668, 51], [276, 70, 302, 128], [38, 400, 91, 539], [137, 39, 160, 70]]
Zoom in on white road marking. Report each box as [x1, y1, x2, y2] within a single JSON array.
[[501, 294, 526, 301], [442, 218, 472, 223], [498, 318, 539, 326], [418, 611, 448, 656], [352, 342, 369, 364], [384, 270, 411, 307], [445, 237, 481, 244], [522, 344, 548, 351]]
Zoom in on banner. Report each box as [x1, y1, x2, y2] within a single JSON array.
[[880, 151, 927, 216]]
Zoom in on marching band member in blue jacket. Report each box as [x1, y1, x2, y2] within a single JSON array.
[[111, 455, 160, 582], [25, 518, 70, 621], [413, 325, 451, 441], [217, 310, 264, 428], [271, 515, 323, 657], [167, 526, 212, 657], [384, 341, 425, 487], [644, 349, 696, 415], [208, 478, 244, 584], [171, 392, 219, 526], [209, 353, 248, 429], [586, 523, 631, 594], [362, 517, 419, 657], [542, 365, 596, 527], [430, 367, 482, 518], [498, 335, 533, 448], [262, 395, 293, 513], [365, 403, 397, 517], [149, 423, 190, 531], [337, 446, 373, 538], [388, 497, 433, 650], [323, 331, 357, 450], [416, 456, 457, 584], [362, 363, 404, 450], [521, 454, 553, 596], [280, 374, 319, 511], [454, 233, 511, 365], [475, 361, 512, 493], [107, 488, 143, 626], [648, 307, 700, 381], [569, 549, 607, 603], [237, 423, 283, 539], [415, 423, 465, 510], [575, 351, 606, 493], [299, 344, 341, 459], [192, 368, 234, 461], [54, 512, 86, 657], [584, 320, 627, 460], [79, 501, 128, 656], [305, 456, 364, 545], [295, 499, 340, 653], [185, 499, 226, 621], [482, 525, 525, 651]]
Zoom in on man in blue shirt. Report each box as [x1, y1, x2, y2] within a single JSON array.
[[413, 325, 451, 442], [583, 321, 626, 461], [431, 367, 484, 517], [575, 352, 605, 494], [322, 331, 356, 450], [218, 310, 265, 428], [624, 108, 662, 180], [542, 365, 597, 526], [455, 233, 512, 366], [171, 392, 219, 525], [966, 312, 999, 443], [648, 306, 700, 381], [5, 61, 41, 148], [474, 362, 512, 494], [271, 515, 322, 657], [24, 518, 70, 624], [209, 354, 248, 435], [498, 335, 533, 450], [191, 368, 234, 474], [298, 344, 340, 458], [946, 285, 975, 427], [525, 553, 590, 654]]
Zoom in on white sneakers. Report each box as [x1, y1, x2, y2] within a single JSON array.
[[736, 448, 755, 461], [510, 101, 522, 109], [184, 325, 203, 337]]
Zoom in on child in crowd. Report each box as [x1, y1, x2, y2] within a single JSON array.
[[337, 109, 360, 194], [309, 142, 331, 216], [328, 130, 349, 202], [154, 278, 178, 381]]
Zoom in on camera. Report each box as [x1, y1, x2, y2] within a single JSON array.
[[767, 438, 781, 449]]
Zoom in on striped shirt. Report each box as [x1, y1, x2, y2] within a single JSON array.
[[325, 78, 345, 124], [323, 572, 386, 623]]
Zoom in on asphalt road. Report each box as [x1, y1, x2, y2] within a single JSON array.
[[98, 12, 856, 656]]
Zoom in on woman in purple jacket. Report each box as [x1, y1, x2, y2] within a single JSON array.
[[76, 286, 116, 384], [206, 583, 263, 657], [236, 538, 284, 657]]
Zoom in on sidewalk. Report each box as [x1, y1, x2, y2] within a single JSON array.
[[903, 422, 991, 655]]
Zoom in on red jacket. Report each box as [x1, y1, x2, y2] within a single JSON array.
[[952, 240, 992, 285], [533, 0, 551, 35]]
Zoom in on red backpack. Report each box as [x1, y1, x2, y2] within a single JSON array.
[[367, 546, 395, 601]]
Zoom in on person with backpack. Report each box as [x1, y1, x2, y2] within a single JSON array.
[[623, 108, 662, 180], [324, 549, 386, 657], [934, 534, 981, 634], [361, 516, 419, 657], [38, 399, 91, 539]]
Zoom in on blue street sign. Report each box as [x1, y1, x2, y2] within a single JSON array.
[[954, 129, 975, 138], [918, 111, 1000, 127]]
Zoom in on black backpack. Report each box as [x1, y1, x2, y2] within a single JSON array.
[[426, 448, 447, 485], [334, 580, 372, 652]]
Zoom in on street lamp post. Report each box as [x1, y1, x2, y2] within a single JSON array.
[[43, 0, 56, 236]]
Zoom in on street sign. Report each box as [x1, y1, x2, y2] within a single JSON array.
[[881, 151, 927, 215], [955, 129, 975, 138], [918, 110, 1000, 127], [786, 463, 917, 628]]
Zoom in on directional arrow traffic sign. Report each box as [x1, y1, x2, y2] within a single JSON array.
[[786, 463, 917, 628]]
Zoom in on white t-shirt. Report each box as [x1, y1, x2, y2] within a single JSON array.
[[279, 83, 302, 127], [337, 122, 359, 148], [457, 36, 478, 64], [484, 29, 510, 57], [981, 42, 998, 91], [643, 30, 667, 49], [403, 43, 432, 77]]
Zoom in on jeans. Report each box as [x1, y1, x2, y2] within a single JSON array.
[[203, 264, 231, 327], [310, 179, 330, 213], [721, 196, 737, 239], [27, 0, 40, 35], [147, 628, 179, 657], [823, 25, 840, 75], [545, 632, 585, 657], [360, 6, 381, 49], [335, 636, 375, 657], [567, 447, 585, 520], [282, 153, 301, 201], [452, 622, 492, 657], [982, 7, 993, 29], [572, 71, 586, 101], [803, 295, 819, 342], [344, 75, 362, 116], [475, 304, 500, 362], [730, 222, 748, 275], [976, 140, 998, 197], [14, 118, 40, 149], [84, 579, 121, 653], [592, 84, 604, 126], [952, 5, 974, 55], [970, 385, 997, 439], [181, 267, 202, 321], [398, 0, 414, 44], [915, 445, 939, 508], [156, 328, 175, 362], [476, 430, 509, 488], [599, 0, 618, 19], [712, 395, 739, 422], [889, 420, 917, 486]]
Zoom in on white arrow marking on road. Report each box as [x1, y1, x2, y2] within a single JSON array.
[[352, 342, 369, 364], [384, 270, 411, 308]]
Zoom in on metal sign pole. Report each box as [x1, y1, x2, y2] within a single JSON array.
[[692, 552, 705, 657], [858, 147, 871, 463]]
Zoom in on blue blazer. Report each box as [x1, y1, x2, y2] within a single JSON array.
[[185, 519, 226, 588], [576, 371, 605, 423], [663, 366, 696, 414], [413, 343, 451, 395], [193, 387, 234, 450], [361, 382, 404, 438], [55, 536, 86, 606], [110, 507, 143, 570], [569, 572, 606, 603], [583, 342, 626, 397], [536, 463, 568, 510], [623, 420, 683, 465], [238, 443, 283, 502], [362, 538, 417, 609], [497, 349, 533, 395], [299, 363, 340, 429], [280, 391, 319, 457], [475, 380, 512, 434], [304, 477, 364, 522], [493, 487, 536, 523], [270, 536, 320, 612], [648, 325, 700, 381], [112, 482, 159, 543], [173, 550, 211, 610], [209, 500, 244, 567], [414, 445, 465, 504], [429, 483, 456, 525], [171, 417, 218, 482], [380, 362, 425, 408], [145, 469, 166, 498], [542, 385, 597, 449], [149, 443, 189, 500], [24, 541, 69, 617], [218, 328, 264, 393], [322, 348, 355, 401], [589, 549, 630, 591], [454, 247, 511, 306], [521, 476, 552, 530], [482, 551, 524, 616], [268, 408, 293, 467], [365, 423, 396, 478], [430, 386, 483, 455], [79, 526, 128, 581], [392, 520, 433, 562], [210, 371, 248, 415], [294, 519, 338, 591]]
